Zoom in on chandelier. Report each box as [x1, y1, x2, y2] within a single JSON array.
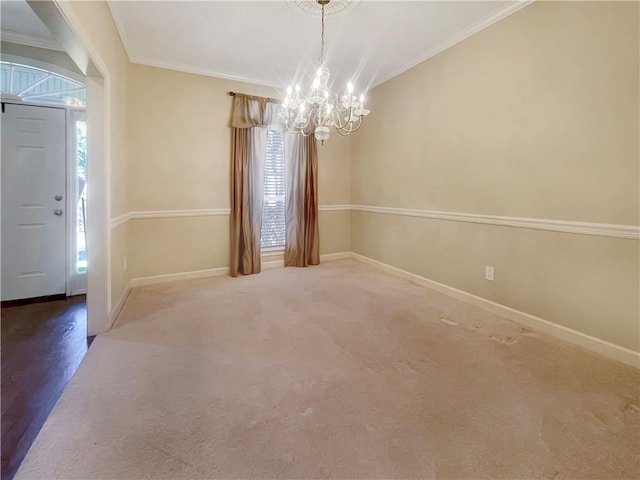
[[280, 0, 370, 144]]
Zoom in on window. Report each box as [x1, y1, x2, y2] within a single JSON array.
[[260, 130, 286, 249], [0, 61, 85, 106], [75, 119, 88, 273]]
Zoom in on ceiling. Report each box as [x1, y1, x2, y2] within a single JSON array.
[[0, 0, 62, 50], [1, 1, 532, 92], [109, 1, 531, 93]]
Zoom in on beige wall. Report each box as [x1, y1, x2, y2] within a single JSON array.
[[351, 2, 640, 351], [126, 64, 351, 278]]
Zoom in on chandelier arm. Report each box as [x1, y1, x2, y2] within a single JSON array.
[[332, 109, 346, 128], [285, 115, 304, 134], [332, 107, 356, 129], [284, 122, 302, 135], [334, 116, 363, 135], [284, 108, 315, 135]]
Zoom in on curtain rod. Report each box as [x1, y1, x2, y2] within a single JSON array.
[[227, 91, 282, 104]]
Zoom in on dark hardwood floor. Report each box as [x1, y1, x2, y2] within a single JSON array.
[[1, 296, 91, 480]]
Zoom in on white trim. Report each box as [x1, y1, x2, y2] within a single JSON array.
[[0, 31, 65, 52], [372, 1, 534, 88], [129, 267, 229, 288], [109, 250, 639, 368], [106, 1, 531, 90], [112, 205, 640, 240], [53, 0, 113, 334], [109, 206, 349, 229], [130, 56, 279, 89], [262, 259, 284, 270], [108, 1, 267, 91], [129, 208, 230, 220], [109, 283, 131, 327], [105, 2, 134, 63], [317, 251, 352, 262], [126, 252, 350, 289], [109, 209, 230, 228], [350, 252, 639, 369], [0, 54, 85, 85], [110, 212, 130, 229], [318, 204, 351, 212], [110, 252, 351, 325], [67, 109, 87, 296], [351, 205, 640, 240]]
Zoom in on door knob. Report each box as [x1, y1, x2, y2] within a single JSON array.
[[54, 209, 63, 216], [55, 194, 63, 201]]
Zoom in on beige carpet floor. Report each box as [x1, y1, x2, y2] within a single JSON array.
[[16, 260, 639, 479]]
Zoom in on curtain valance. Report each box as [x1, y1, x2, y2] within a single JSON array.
[[231, 93, 283, 129]]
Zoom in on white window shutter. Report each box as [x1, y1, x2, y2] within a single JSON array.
[[260, 130, 286, 248]]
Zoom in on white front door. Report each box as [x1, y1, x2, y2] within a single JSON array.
[[1, 103, 66, 301]]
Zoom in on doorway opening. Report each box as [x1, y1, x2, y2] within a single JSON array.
[[1, 60, 87, 302]]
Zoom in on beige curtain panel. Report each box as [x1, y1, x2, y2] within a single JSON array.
[[229, 92, 319, 276], [284, 134, 320, 267], [229, 94, 276, 277]]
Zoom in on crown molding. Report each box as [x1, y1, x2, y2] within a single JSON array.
[[0, 30, 64, 52], [371, 0, 534, 88], [108, 1, 277, 86], [107, 0, 533, 90], [106, 1, 134, 62], [129, 56, 280, 89]]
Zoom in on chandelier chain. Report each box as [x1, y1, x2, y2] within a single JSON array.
[[319, 3, 325, 63]]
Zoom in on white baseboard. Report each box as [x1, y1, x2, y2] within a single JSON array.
[[263, 259, 284, 270], [107, 250, 637, 368], [109, 284, 131, 328], [319, 252, 352, 261], [127, 252, 352, 288], [350, 252, 639, 368], [109, 252, 353, 325], [129, 267, 229, 288]]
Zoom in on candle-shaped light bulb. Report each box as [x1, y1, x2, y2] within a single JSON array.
[[287, 86, 292, 96], [347, 82, 354, 94], [295, 84, 301, 93], [312, 78, 320, 89], [360, 94, 365, 105], [317, 68, 323, 76], [299, 102, 306, 112]]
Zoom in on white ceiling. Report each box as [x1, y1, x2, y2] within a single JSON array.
[[0, 0, 62, 50], [109, 1, 531, 94]]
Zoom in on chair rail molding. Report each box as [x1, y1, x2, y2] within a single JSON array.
[[351, 205, 640, 240], [110, 205, 352, 229], [110, 205, 639, 240]]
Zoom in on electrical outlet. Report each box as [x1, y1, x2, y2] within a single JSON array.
[[124, 257, 127, 271], [485, 265, 494, 281]]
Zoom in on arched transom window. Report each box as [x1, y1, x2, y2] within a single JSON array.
[[0, 61, 86, 107]]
